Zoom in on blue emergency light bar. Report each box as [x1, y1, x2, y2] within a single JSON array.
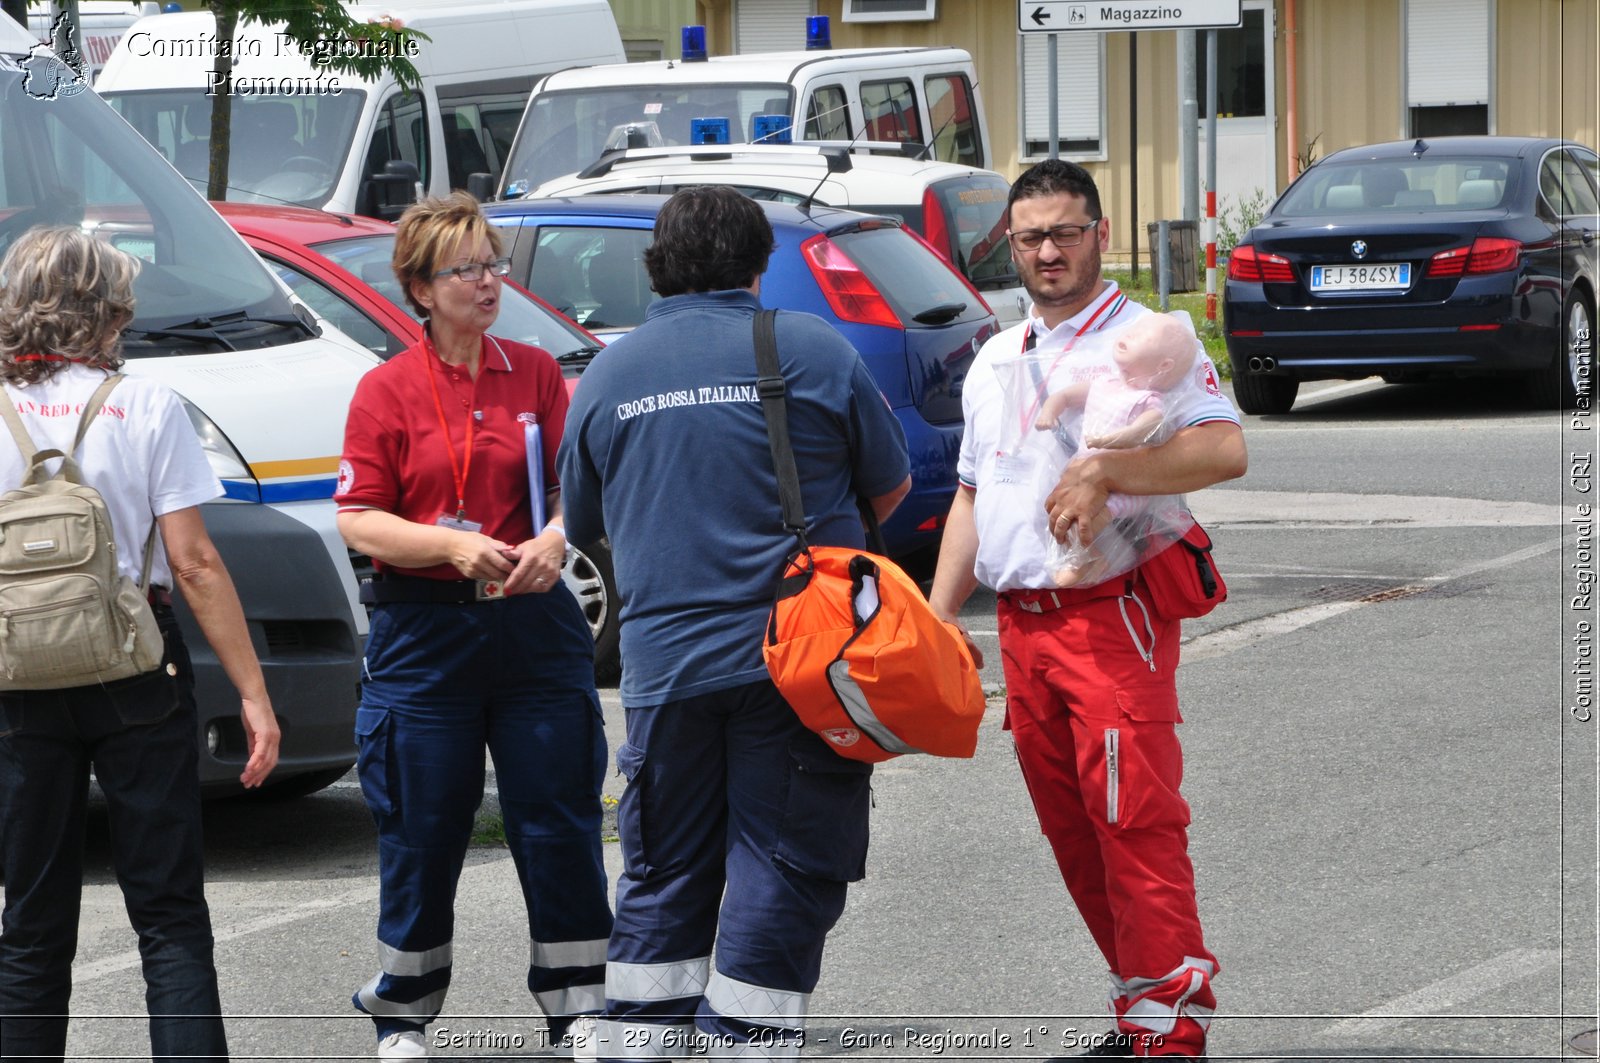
[[752, 115, 793, 144], [681, 25, 707, 62], [806, 15, 831, 50], [690, 117, 730, 145]]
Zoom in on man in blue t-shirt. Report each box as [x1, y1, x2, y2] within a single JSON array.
[[558, 186, 910, 1062]]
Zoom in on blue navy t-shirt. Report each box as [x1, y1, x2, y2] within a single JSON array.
[[557, 290, 910, 705]]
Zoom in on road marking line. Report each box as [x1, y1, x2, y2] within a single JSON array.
[[1182, 538, 1560, 663], [1318, 948, 1562, 1038], [73, 882, 381, 984], [1287, 378, 1386, 405]]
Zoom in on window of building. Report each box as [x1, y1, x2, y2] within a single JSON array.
[[1406, 0, 1491, 136], [1196, 7, 1266, 118], [1019, 33, 1103, 160], [841, 0, 937, 21]]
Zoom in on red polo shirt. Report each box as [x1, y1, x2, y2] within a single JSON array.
[[335, 334, 569, 580]]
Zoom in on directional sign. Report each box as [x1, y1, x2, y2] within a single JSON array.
[[1019, 0, 1242, 32]]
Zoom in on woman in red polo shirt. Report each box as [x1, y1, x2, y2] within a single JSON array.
[[334, 192, 611, 1062]]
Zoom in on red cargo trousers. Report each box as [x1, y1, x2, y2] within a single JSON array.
[[998, 585, 1217, 1058]]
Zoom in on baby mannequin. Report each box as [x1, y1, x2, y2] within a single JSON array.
[[1037, 313, 1198, 587]]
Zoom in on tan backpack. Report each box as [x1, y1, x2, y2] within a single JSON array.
[[0, 375, 163, 690]]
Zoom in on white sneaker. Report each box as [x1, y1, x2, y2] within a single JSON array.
[[567, 1015, 599, 1063], [378, 1030, 427, 1059]]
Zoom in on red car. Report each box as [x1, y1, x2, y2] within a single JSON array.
[[215, 203, 620, 678]]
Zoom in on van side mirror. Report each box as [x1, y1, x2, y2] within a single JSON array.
[[361, 160, 422, 221], [466, 172, 495, 201]]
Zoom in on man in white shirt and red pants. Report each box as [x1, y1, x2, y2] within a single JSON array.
[[930, 160, 1247, 1060]]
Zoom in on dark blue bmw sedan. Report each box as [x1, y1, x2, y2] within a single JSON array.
[[1224, 136, 1598, 414], [483, 194, 998, 557]]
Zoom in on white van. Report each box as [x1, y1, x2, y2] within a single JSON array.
[[26, 0, 154, 83], [95, 0, 625, 218], [496, 36, 990, 199], [1, 12, 378, 795]]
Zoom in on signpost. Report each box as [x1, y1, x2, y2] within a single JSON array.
[[1018, 0, 1241, 32], [1017, 0, 1241, 306]]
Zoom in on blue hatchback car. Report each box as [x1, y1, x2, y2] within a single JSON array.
[[483, 194, 998, 556]]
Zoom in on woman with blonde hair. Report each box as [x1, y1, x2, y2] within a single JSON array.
[[334, 192, 611, 1061], [0, 225, 279, 1062]]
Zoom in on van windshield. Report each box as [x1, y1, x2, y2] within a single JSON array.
[[104, 88, 366, 208], [1, 68, 297, 355], [503, 83, 795, 195]]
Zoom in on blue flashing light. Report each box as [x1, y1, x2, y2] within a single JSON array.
[[690, 117, 730, 145], [681, 25, 707, 62], [805, 15, 831, 50], [752, 114, 793, 144], [161, 2, 183, 11]]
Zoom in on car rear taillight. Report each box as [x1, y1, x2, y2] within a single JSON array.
[[802, 233, 902, 329], [920, 187, 954, 265], [1426, 237, 1522, 277], [1227, 244, 1295, 283]]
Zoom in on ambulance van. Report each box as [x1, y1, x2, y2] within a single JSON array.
[[496, 17, 990, 200], [2, 12, 378, 795], [95, 0, 625, 218]]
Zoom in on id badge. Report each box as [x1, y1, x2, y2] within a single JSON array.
[[993, 452, 1034, 485], [435, 513, 484, 533]]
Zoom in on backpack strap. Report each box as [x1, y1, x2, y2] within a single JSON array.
[[71, 375, 124, 455], [0, 374, 122, 486], [0, 375, 156, 591]]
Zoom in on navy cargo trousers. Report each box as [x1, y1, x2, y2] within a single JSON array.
[[351, 586, 614, 1045], [597, 679, 872, 1062]]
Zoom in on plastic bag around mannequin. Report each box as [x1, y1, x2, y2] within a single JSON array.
[[993, 311, 1212, 590]]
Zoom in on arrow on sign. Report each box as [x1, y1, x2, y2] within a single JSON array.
[[1030, 4, 1051, 25]]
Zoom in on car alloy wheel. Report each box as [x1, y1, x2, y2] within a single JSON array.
[[561, 540, 621, 683]]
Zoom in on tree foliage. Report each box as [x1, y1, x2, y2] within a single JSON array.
[[203, 0, 424, 201]]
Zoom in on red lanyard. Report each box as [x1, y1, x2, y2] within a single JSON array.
[[421, 335, 482, 520], [1017, 285, 1128, 436]]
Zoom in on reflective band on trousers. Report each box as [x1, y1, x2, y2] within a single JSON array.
[[377, 939, 452, 978], [704, 971, 809, 1026], [607, 956, 710, 1001], [592, 1019, 692, 1062], [534, 982, 606, 1016], [531, 936, 608, 969], [1124, 956, 1217, 995], [356, 975, 446, 1020]]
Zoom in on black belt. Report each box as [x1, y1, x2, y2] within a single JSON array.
[[360, 574, 508, 604], [148, 587, 173, 607]]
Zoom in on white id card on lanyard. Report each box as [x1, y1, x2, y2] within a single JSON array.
[[436, 513, 484, 533]]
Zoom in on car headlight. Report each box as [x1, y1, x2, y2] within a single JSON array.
[[182, 400, 253, 481]]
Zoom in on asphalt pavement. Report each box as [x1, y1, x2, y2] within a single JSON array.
[[21, 377, 1600, 1062]]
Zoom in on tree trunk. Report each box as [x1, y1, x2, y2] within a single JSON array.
[[205, 0, 236, 202]]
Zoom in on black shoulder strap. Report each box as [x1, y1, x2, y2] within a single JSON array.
[[751, 310, 887, 555], [753, 310, 808, 548]]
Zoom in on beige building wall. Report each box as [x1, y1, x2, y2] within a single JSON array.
[[1495, 0, 1598, 146], [606, 0, 699, 61]]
